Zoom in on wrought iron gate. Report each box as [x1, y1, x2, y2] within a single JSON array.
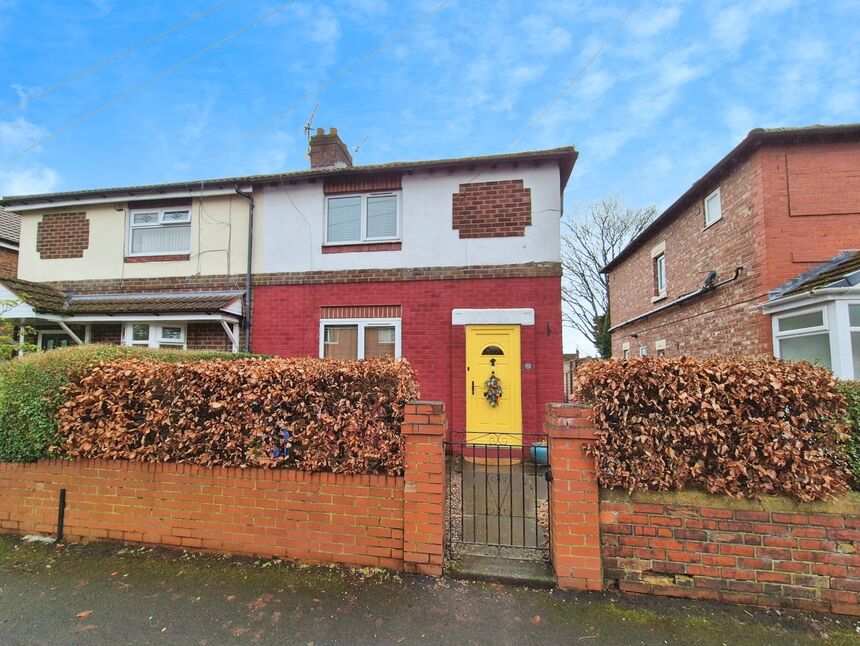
[[444, 438, 551, 561]]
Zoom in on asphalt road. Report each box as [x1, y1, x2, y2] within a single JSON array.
[[0, 536, 857, 645]]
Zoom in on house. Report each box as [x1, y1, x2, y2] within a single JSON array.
[[0, 128, 577, 443], [562, 351, 594, 401], [0, 206, 20, 277], [603, 124, 860, 370]]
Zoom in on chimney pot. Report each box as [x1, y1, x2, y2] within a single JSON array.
[[308, 126, 352, 169]]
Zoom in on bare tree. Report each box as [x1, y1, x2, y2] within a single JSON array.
[[561, 197, 656, 358]]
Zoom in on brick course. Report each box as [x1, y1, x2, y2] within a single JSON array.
[[0, 247, 17, 277], [452, 180, 532, 238], [36, 212, 89, 260]]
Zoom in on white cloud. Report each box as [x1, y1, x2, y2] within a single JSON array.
[[710, 0, 797, 50], [0, 117, 48, 152], [0, 166, 59, 196], [628, 2, 682, 38]]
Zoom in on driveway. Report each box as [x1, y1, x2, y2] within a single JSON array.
[[0, 536, 856, 645]]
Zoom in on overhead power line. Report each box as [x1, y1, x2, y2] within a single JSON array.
[[201, 0, 453, 163], [1, 0, 235, 114], [2, 1, 297, 165], [507, 1, 641, 150]]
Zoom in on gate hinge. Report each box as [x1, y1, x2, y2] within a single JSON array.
[[544, 468, 553, 483]]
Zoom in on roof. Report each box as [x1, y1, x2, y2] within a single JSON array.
[[0, 207, 20, 245], [0, 276, 243, 315], [770, 250, 860, 299], [0, 277, 67, 312], [602, 123, 860, 274], [0, 147, 578, 208]]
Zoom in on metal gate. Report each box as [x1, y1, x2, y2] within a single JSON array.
[[444, 437, 551, 561]]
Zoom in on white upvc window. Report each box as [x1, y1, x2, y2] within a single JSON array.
[[123, 322, 187, 350], [772, 306, 832, 370], [704, 187, 722, 228], [127, 207, 192, 256], [654, 252, 666, 295], [849, 303, 860, 379], [325, 192, 400, 244], [319, 318, 401, 360]]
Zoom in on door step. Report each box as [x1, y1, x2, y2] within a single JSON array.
[[446, 555, 555, 588]]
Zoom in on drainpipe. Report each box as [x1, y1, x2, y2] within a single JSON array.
[[235, 188, 254, 353]]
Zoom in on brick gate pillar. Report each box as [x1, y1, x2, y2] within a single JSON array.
[[546, 403, 602, 591], [401, 401, 447, 576]]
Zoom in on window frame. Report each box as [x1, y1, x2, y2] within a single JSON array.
[[127, 207, 193, 257], [324, 192, 401, 246], [704, 187, 722, 228], [319, 317, 401, 359], [123, 322, 187, 350], [654, 252, 667, 296], [771, 305, 833, 369]]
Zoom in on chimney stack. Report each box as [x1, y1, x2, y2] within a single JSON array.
[[308, 127, 353, 169]]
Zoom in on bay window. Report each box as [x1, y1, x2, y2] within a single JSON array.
[[320, 319, 400, 360], [325, 193, 399, 244], [128, 208, 191, 256], [773, 307, 832, 369]]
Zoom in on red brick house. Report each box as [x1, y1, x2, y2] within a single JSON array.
[[603, 124, 860, 376], [0, 130, 577, 442]]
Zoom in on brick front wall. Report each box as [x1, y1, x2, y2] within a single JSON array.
[[0, 401, 446, 573], [0, 247, 17, 277], [36, 212, 90, 260], [608, 139, 860, 359], [253, 275, 564, 442], [452, 180, 532, 238], [601, 490, 860, 616]]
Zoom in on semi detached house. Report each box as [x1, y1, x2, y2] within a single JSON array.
[[0, 128, 577, 443]]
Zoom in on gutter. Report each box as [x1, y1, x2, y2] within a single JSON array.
[[235, 188, 254, 353], [609, 267, 743, 333], [760, 286, 860, 313]]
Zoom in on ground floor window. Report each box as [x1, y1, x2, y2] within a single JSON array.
[[37, 330, 72, 351], [773, 307, 832, 369], [123, 323, 187, 350], [320, 318, 400, 360]]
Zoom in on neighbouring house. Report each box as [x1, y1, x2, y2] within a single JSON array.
[[602, 124, 860, 374], [0, 128, 577, 442], [0, 206, 20, 277], [562, 351, 594, 401]]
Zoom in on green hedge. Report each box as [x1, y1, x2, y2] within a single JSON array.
[[0, 345, 254, 463], [838, 381, 860, 489]]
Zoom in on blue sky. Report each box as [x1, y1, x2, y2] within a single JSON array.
[[1, 0, 859, 353]]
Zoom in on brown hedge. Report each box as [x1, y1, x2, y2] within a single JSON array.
[[573, 357, 851, 502], [54, 357, 419, 476]]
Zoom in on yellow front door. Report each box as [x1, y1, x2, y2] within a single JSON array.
[[465, 325, 522, 445]]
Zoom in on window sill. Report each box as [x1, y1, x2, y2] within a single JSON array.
[[651, 293, 668, 304], [125, 254, 191, 263], [322, 242, 402, 254], [703, 217, 722, 231]]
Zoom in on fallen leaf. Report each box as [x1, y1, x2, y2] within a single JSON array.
[[75, 610, 93, 619]]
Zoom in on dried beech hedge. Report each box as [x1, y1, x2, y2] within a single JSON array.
[[574, 357, 851, 502], [55, 357, 419, 476]]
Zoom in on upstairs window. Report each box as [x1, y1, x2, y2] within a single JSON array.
[[128, 208, 191, 256], [654, 252, 666, 296], [704, 187, 722, 227], [326, 193, 399, 244]]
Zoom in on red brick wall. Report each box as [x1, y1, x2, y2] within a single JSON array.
[[186, 322, 231, 351], [0, 247, 17, 277], [90, 324, 122, 344], [252, 276, 564, 442], [452, 180, 532, 238], [36, 212, 89, 259], [608, 139, 860, 359], [0, 401, 446, 573], [760, 141, 860, 291], [601, 491, 860, 616]]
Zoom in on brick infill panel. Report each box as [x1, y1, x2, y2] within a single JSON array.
[[124, 254, 191, 263], [37, 212, 89, 260], [322, 242, 402, 254]]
